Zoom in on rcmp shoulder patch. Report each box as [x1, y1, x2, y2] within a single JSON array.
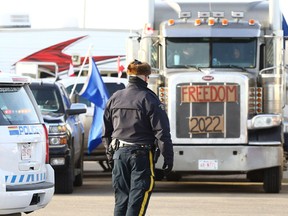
[[159, 103, 165, 111]]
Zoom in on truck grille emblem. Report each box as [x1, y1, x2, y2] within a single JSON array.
[[202, 75, 214, 81]]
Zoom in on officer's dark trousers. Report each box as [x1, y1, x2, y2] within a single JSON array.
[[112, 145, 155, 216]]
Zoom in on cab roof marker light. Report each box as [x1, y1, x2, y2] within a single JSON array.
[[194, 19, 201, 26], [249, 19, 255, 25], [168, 19, 175, 26], [222, 19, 229, 26], [208, 18, 215, 26]]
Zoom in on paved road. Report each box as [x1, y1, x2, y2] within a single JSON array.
[[29, 162, 288, 216]]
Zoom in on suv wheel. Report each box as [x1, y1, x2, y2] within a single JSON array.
[[55, 155, 74, 194], [74, 151, 84, 186]]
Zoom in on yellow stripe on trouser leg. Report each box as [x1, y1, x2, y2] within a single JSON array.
[[139, 150, 155, 216]]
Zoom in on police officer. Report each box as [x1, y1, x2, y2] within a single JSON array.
[[102, 59, 174, 216]]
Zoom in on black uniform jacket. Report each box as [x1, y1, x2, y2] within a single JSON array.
[[102, 76, 173, 165]]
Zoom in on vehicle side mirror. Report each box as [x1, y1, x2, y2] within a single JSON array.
[[67, 103, 87, 115]]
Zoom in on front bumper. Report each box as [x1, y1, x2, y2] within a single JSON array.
[[49, 146, 71, 170], [156, 144, 283, 172], [0, 165, 54, 215]]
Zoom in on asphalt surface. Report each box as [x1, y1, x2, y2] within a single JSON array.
[[27, 162, 288, 216]]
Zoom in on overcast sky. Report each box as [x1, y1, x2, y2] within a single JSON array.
[[0, 0, 287, 29]]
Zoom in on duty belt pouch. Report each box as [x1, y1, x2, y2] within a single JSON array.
[[110, 139, 120, 152]]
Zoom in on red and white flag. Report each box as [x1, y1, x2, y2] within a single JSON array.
[[68, 63, 75, 77], [117, 56, 125, 78]]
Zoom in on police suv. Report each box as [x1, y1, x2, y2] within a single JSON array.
[[0, 73, 54, 215]]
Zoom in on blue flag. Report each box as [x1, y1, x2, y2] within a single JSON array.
[[283, 15, 288, 37], [80, 57, 110, 153]]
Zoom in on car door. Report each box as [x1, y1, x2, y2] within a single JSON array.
[[59, 85, 83, 159]]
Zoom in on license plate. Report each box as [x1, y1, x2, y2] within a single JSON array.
[[21, 144, 32, 160], [198, 160, 218, 170], [189, 115, 224, 134]]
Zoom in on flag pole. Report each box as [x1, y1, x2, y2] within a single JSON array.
[[69, 44, 93, 99]]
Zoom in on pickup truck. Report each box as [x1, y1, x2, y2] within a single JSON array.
[[29, 79, 86, 194]]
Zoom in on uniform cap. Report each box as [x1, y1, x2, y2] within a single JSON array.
[[127, 59, 151, 76]]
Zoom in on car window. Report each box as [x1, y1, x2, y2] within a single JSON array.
[[65, 83, 91, 106], [30, 86, 64, 114], [0, 86, 39, 125]]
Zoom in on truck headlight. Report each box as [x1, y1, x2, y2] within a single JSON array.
[[247, 114, 282, 129], [49, 136, 67, 145], [49, 124, 67, 134], [48, 123, 68, 145]]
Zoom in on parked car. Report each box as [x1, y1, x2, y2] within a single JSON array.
[[59, 76, 128, 171], [0, 73, 54, 215], [29, 79, 86, 194]]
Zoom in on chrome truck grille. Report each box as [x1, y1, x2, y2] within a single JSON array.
[[175, 82, 241, 139], [168, 73, 248, 144]]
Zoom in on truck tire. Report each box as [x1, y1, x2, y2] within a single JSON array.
[[55, 156, 74, 194], [74, 151, 84, 187], [74, 134, 84, 187], [263, 166, 282, 193], [166, 171, 182, 181], [247, 170, 264, 182], [154, 169, 164, 181]]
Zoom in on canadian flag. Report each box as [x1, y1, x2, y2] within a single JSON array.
[[117, 56, 125, 78], [68, 63, 75, 77]]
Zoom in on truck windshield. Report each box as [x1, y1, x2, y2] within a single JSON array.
[[166, 38, 257, 69]]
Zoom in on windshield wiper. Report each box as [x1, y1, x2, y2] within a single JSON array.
[[169, 64, 203, 72], [215, 64, 248, 72], [184, 65, 203, 72]]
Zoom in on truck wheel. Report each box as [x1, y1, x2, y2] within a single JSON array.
[[263, 166, 282, 193], [166, 171, 182, 181], [55, 158, 74, 194], [247, 170, 264, 182], [154, 169, 164, 181], [74, 152, 84, 187]]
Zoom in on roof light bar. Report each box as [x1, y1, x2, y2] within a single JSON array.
[[212, 12, 224, 18], [231, 11, 244, 18], [179, 11, 191, 19], [198, 12, 210, 19]]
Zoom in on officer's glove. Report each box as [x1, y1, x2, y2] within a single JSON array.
[[162, 162, 173, 175]]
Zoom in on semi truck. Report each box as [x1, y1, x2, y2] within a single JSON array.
[[126, 0, 287, 193]]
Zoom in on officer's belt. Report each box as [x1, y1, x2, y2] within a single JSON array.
[[118, 140, 150, 149]]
